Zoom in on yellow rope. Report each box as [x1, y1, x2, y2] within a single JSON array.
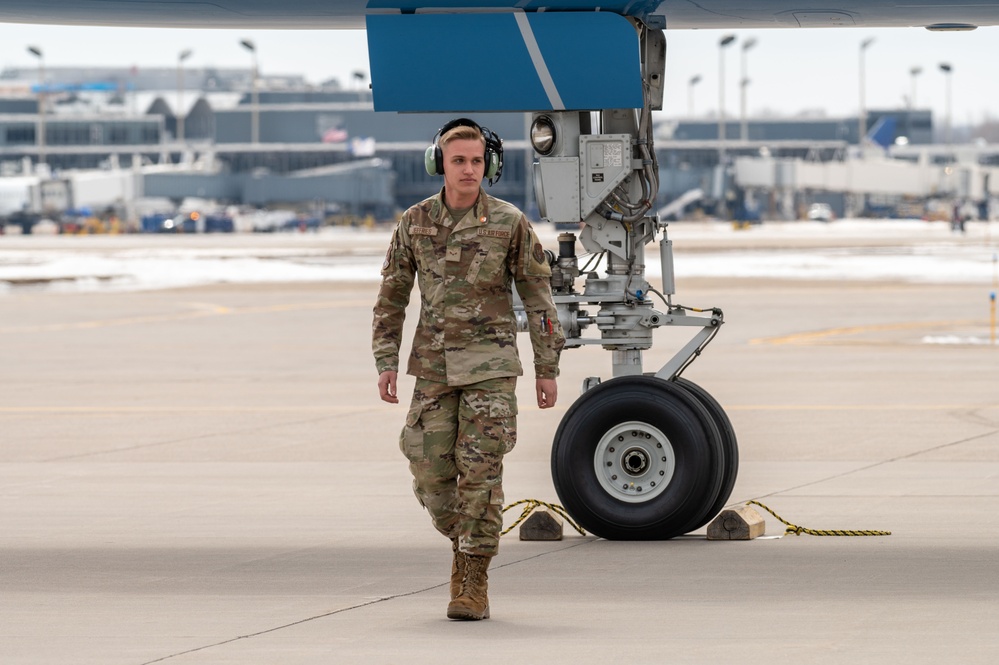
[[500, 499, 587, 537], [747, 500, 891, 537]]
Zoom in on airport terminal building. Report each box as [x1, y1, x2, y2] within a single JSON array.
[[1, 65, 974, 223]]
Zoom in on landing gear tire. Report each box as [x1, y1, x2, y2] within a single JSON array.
[[551, 375, 727, 540], [672, 377, 739, 532]]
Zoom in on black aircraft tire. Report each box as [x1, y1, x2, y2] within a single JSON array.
[[672, 377, 740, 531], [551, 375, 725, 540]]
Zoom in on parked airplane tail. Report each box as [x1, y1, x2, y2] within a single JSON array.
[[865, 116, 897, 149]]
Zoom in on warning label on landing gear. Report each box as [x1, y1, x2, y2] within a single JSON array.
[[604, 143, 623, 166]]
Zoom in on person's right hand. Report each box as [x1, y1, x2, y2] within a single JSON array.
[[377, 370, 399, 404]]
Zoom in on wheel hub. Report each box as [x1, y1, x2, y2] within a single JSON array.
[[594, 421, 675, 503], [622, 448, 648, 475]]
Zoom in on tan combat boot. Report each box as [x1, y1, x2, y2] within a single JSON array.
[[446, 554, 491, 620], [449, 539, 467, 601]]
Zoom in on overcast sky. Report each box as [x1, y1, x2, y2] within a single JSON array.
[[1, 22, 997, 126]]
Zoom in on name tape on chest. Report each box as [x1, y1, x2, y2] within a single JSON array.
[[409, 226, 438, 236], [477, 228, 512, 239]]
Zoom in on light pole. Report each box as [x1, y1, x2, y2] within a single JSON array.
[[718, 34, 735, 146], [740, 37, 757, 142], [27, 45, 45, 168], [859, 37, 874, 144], [687, 74, 701, 116], [352, 70, 367, 101], [177, 48, 192, 144], [909, 66, 923, 109], [718, 34, 735, 219], [939, 62, 953, 145], [240, 38, 259, 144]]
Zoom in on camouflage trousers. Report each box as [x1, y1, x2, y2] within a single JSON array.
[[400, 376, 518, 557]]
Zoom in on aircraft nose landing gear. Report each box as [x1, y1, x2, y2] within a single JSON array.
[[529, 19, 738, 539]]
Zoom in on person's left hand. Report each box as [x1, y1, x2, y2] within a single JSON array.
[[536, 378, 558, 409]]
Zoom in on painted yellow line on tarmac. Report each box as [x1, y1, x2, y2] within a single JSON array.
[[182, 302, 234, 314], [0, 300, 373, 334], [751, 318, 984, 345], [726, 403, 999, 411], [0, 405, 374, 414]]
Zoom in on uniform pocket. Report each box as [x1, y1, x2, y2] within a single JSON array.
[[489, 486, 505, 509], [467, 237, 508, 286], [488, 392, 518, 419], [399, 401, 425, 462], [460, 388, 518, 455], [414, 236, 443, 281], [523, 227, 552, 277], [465, 250, 487, 285], [406, 401, 423, 427]]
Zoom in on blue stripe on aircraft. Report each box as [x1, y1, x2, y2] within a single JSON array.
[[527, 12, 643, 110], [366, 12, 642, 112]]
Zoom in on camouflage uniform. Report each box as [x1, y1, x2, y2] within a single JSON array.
[[373, 187, 564, 556]]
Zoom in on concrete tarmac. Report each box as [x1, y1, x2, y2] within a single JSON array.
[[2, 225, 998, 664]]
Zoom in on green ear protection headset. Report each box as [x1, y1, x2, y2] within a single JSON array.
[[424, 117, 504, 185]]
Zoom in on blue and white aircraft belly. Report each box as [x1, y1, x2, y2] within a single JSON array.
[[3, 1, 999, 30], [3, 0, 995, 538]]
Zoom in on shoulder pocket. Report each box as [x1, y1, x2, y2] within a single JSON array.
[[523, 228, 552, 277]]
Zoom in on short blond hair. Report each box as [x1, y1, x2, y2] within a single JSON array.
[[440, 124, 485, 152]]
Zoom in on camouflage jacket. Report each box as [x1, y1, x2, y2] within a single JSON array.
[[372, 187, 564, 386]]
